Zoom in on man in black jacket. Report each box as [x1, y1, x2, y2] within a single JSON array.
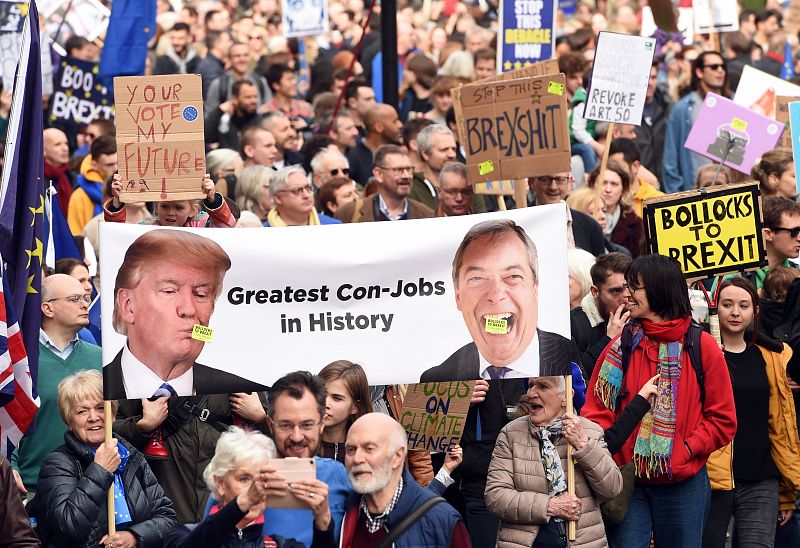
[[153, 23, 200, 75], [528, 172, 606, 256], [570, 252, 631, 378], [634, 62, 673, 180]]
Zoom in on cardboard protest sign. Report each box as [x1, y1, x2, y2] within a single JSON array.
[[454, 74, 570, 184], [583, 32, 656, 125], [789, 102, 800, 195], [100, 206, 573, 398], [643, 182, 765, 279], [39, 0, 109, 43], [49, 57, 113, 125], [400, 381, 474, 452], [692, 0, 738, 33], [498, 0, 556, 72], [282, 0, 328, 38], [684, 93, 783, 175], [0, 1, 27, 34], [474, 180, 517, 195], [777, 96, 800, 150], [733, 65, 800, 119], [114, 74, 206, 203]]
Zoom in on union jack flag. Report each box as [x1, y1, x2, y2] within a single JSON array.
[[0, 269, 39, 455]]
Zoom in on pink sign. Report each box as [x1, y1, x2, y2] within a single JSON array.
[[685, 93, 783, 175]]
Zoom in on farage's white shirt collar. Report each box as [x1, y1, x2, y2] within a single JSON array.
[[479, 331, 540, 379], [121, 344, 194, 399]]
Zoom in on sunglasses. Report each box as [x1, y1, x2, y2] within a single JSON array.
[[771, 226, 800, 238], [329, 167, 350, 177], [702, 63, 726, 72]]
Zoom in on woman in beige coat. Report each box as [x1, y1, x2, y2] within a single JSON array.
[[485, 376, 622, 548]]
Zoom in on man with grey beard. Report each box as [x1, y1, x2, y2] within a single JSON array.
[[340, 413, 471, 547]]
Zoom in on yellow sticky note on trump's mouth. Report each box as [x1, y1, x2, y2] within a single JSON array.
[[191, 324, 214, 342], [484, 317, 507, 334]]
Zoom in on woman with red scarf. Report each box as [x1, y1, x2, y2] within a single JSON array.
[[582, 254, 736, 548]]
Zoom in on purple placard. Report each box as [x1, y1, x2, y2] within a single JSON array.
[[685, 93, 783, 175]]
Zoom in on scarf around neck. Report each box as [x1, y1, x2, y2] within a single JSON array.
[[267, 207, 320, 226], [594, 317, 688, 478], [533, 418, 567, 498]]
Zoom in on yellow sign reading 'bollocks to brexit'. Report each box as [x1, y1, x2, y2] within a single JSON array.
[[643, 182, 766, 279]]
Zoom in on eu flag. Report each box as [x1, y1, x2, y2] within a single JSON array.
[[0, 0, 43, 453], [782, 41, 795, 80], [98, 0, 157, 80]]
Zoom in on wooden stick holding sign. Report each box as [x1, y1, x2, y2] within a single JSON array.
[[566, 374, 576, 541], [104, 400, 116, 538], [514, 179, 527, 209], [597, 122, 615, 182]]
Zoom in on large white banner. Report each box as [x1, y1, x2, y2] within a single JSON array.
[[99, 206, 571, 400]]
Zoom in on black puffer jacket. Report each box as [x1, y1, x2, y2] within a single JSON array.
[[37, 432, 177, 548]]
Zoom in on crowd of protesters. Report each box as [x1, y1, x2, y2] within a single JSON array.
[[2, 0, 800, 547]]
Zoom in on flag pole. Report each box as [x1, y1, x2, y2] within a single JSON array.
[[566, 374, 576, 540], [105, 401, 116, 538]]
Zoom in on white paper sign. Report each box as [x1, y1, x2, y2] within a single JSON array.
[[282, 0, 328, 38], [99, 206, 572, 399], [733, 65, 800, 119], [583, 32, 656, 126], [693, 0, 739, 34]]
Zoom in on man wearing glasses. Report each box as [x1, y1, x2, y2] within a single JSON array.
[[265, 165, 342, 226], [10, 274, 101, 497], [756, 197, 800, 288], [260, 371, 351, 546], [663, 52, 728, 193], [336, 145, 434, 223], [436, 162, 474, 217], [529, 172, 606, 256], [310, 149, 351, 191]]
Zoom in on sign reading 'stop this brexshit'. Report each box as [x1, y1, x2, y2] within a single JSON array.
[[114, 74, 206, 203], [456, 73, 570, 184]]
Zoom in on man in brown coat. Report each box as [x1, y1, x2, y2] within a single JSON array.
[[335, 145, 434, 223], [485, 376, 622, 547]]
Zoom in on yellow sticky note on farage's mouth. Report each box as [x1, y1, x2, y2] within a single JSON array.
[[478, 160, 494, 175], [191, 324, 214, 342], [485, 317, 508, 334]]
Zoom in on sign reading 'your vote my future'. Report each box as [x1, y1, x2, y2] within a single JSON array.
[[114, 74, 206, 203], [643, 183, 765, 279]]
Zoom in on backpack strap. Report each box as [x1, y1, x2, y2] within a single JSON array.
[[374, 496, 447, 548], [218, 74, 230, 105], [685, 320, 705, 404]]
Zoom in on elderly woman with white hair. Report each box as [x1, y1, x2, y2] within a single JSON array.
[[36, 370, 177, 548], [568, 248, 596, 311], [164, 427, 335, 548], [206, 148, 244, 198], [235, 165, 273, 223], [485, 376, 622, 547]]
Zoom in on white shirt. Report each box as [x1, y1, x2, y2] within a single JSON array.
[[121, 344, 195, 398], [479, 331, 540, 379], [39, 328, 78, 360]]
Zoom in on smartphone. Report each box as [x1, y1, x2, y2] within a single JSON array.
[[265, 457, 317, 509]]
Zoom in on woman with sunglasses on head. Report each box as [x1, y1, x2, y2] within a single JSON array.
[[583, 254, 736, 548], [702, 277, 800, 548]]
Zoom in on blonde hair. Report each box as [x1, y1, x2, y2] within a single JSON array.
[[236, 165, 272, 215], [57, 370, 116, 425]]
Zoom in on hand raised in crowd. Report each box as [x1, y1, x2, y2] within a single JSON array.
[[110, 173, 123, 209], [202, 174, 216, 201], [470, 379, 489, 405], [637, 374, 660, 404], [219, 100, 234, 115], [562, 412, 588, 451], [229, 392, 266, 422], [94, 439, 121, 474], [136, 397, 169, 433], [99, 531, 138, 548], [11, 468, 26, 495], [547, 493, 581, 521], [606, 303, 630, 340], [236, 467, 269, 513], [443, 444, 463, 474], [289, 478, 332, 531]]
